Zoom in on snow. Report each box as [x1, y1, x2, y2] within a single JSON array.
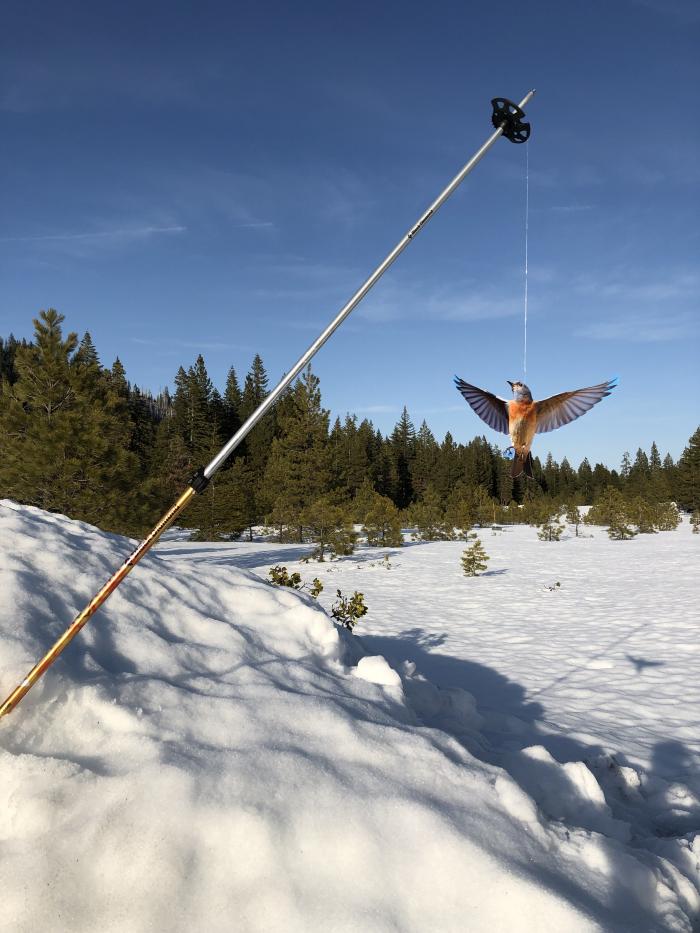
[[353, 655, 402, 687], [1, 501, 699, 931]]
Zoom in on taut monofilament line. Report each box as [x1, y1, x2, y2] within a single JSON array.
[[524, 141, 530, 376], [0, 90, 535, 719]]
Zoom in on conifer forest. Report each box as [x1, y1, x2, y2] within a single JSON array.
[[1, 310, 698, 542]]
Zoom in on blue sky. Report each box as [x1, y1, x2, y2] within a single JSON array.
[[1, 0, 698, 468]]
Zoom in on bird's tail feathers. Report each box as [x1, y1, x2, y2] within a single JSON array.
[[511, 451, 534, 479]]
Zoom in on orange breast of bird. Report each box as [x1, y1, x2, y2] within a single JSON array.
[[508, 400, 537, 454]]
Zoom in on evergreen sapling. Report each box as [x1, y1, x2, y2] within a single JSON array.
[[461, 538, 489, 576], [565, 503, 582, 537], [538, 515, 564, 541]]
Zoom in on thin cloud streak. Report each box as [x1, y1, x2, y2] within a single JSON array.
[[0, 225, 187, 243], [353, 404, 400, 414], [131, 337, 254, 352], [574, 311, 697, 343]]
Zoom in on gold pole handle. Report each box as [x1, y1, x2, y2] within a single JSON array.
[[0, 486, 196, 719]]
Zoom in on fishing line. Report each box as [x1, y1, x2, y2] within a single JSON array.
[[523, 141, 529, 376]]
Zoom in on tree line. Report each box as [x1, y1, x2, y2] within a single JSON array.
[[1, 310, 698, 541]]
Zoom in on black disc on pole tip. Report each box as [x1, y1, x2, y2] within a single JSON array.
[[491, 98, 531, 143]]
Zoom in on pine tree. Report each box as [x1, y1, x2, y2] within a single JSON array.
[[577, 458, 594, 504], [223, 366, 243, 440], [607, 515, 637, 540], [270, 493, 304, 543], [303, 494, 356, 560], [148, 416, 193, 509], [225, 457, 260, 541], [538, 515, 564, 541], [620, 451, 632, 480], [0, 334, 29, 385], [461, 538, 489, 576], [472, 483, 498, 527], [662, 453, 677, 503], [74, 331, 100, 368], [352, 476, 377, 523], [433, 431, 461, 500], [127, 384, 159, 478], [586, 488, 635, 540], [410, 484, 451, 541], [411, 420, 438, 499], [240, 354, 275, 499], [263, 368, 330, 537], [328, 414, 370, 499], [362, 493, 403, 547], [543, 452, 560, 497], [653, 501, 681, 532], [586, 486, 627, 526], [189, 469, 248, 541], [444, 486, 475, 539], [559, 457, 577, 500], [0, 310, 144, 533], [390, 407, 416, 509], [496, 451, 514, 505], [627, 496, 657, 534], [565, 503, 582, 537], [690, 509, 700, 534], [677, 427, 700, 512]]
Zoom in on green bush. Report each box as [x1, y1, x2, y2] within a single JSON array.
[[268, 566, 324, 598], [461, 539, 489, 576], [538, 517, 564, 541], [268, 565, 302, 588], [331, 590, 368, 631]]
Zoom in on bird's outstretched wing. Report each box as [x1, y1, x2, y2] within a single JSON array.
[[454, 377, 509, 434], [535, 378, 617, 434]]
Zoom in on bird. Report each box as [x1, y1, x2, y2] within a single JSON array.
[[454, 376, 617, 478]]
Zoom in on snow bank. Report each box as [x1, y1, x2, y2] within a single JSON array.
[[1, 501, 697, 932]]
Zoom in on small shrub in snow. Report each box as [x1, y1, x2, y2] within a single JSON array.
[[692, 510, 700, 534], [461, 539, 489, 576], [268, 566, 323, 599], [607, 518, 637, 540], [268, 565, 303, 589], [538, 518, 564, 541], [331, 590, 368, 630], [565, 504, 582, 537]]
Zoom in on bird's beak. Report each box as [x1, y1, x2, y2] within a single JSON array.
[[507, 381, 514, 390]]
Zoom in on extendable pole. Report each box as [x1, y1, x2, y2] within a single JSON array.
[[0, 90, 535, 719]]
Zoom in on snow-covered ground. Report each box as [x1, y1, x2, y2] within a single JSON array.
[[2, 500, 699, 932]]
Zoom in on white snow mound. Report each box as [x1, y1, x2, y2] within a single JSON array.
[[0, 501, 697, 932], [353, 655, 402, 687]]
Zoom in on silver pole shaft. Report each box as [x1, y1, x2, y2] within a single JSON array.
[[205, 90, 535, 479]]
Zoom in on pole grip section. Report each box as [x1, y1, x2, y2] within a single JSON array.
[[0, 486, 196, 719]]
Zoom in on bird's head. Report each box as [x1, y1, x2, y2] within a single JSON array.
[[507, 380, 533, 401]]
